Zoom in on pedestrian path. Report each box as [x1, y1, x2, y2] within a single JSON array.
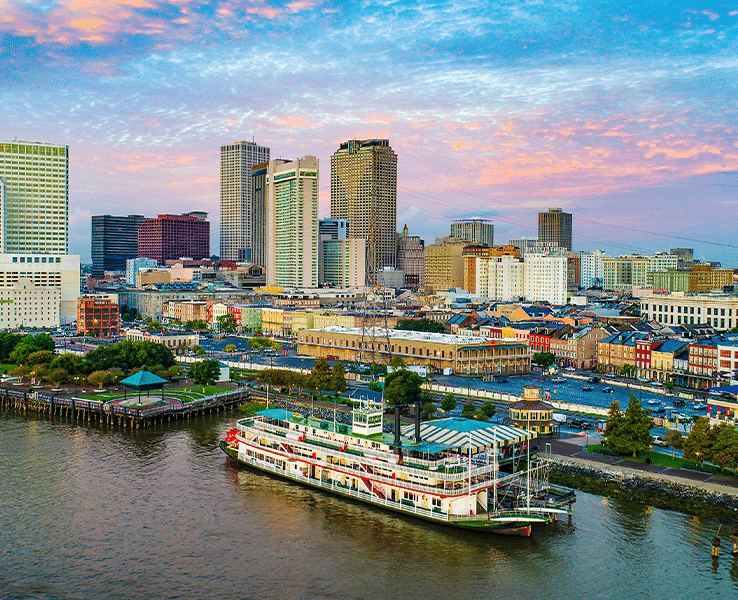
[[545, 437, 738, 496]]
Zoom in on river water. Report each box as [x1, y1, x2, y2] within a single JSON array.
[[2, 411, 737, 600]]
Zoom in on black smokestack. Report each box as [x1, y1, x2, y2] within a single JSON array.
[[415, 401, 422, 442], [394, 405, 402, 455]]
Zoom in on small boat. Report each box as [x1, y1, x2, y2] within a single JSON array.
[[581, 385, 594, 392], [693, 402, 707, 410]]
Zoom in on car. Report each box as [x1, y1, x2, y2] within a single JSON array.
[[652, 436, 667, 447], [672, 399, 686, 407], [587, 376, 601, 383], [551, 377, 565, 383], [602, 387, 615, 393]]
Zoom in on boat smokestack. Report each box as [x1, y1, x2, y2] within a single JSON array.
[[394, 405, 402, 455], [414, 401, 422, 442]]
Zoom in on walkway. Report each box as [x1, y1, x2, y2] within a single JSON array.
[[546, 436, 738, 496]]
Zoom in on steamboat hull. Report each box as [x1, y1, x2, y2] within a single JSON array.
[[220, 441, 538, 537]]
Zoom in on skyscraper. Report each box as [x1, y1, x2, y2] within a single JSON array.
[[264, 157, 319, 288], [91, 214, 145, 278], [137, 213, 210, 264], [331, 139, 397, 278], [538, 208, 572, 251], [0, 140, 69, 254], [220, 140, 270, 261], [450, 218, 494, 246]]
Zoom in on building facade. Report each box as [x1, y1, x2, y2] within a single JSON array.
[[450, 218, 494, 246], [320, 238, 366, 288], [579, 250, 608, 289], [538, 208, 572, 251], [264, 157, 319, 288], [220, 140, 270, 261], [0, 140, 69, 254], [423, 237, 466, 293], [396, 224, 425, 289], [137, 213, 210, 264], [523, 253, 568, 305], [640, 292, 738, 331], [331, 139, 397, 274], [77, 295, 120, 337], [0, 278, 60, 329], [91, 214, 145, 278], [471, 254, 525, 301]]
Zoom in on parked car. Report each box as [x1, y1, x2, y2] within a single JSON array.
[[672, 399, 686, 407], [587, 376, 601, 383], [652, 436, 667, 447], [602, 387, 615, 393]]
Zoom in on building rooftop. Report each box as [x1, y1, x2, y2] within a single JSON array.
[[306, 325, 493, 345]]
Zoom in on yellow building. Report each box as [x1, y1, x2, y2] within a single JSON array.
[[508, 385, 556, 436], [297, 326, 530, 374], [289, 310, 316, 333], [424, 237, 466, 293], [261, 307, 285, 336]]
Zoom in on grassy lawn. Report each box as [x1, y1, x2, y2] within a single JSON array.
[[585, 444, 730, 476], [0, 364, 17, 374], [78, 385, 232, 403]]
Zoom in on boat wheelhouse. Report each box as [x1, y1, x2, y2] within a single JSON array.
[[221, 401, 574, 536]]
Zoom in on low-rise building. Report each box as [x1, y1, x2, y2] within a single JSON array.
[[297, 326, 531, 374], [0, 278, 60, 329], [508, 385, 556, 435], [124, 328, 199, 353], [640, 291, 738, 331], [77, 295, 120, 338]]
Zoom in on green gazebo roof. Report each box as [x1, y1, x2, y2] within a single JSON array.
[[120, 368, 168, 390]]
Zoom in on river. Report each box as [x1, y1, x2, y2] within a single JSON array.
[[1, 411, 737, 600]]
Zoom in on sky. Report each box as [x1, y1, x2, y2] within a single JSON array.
[[2, 0, 738, 266]]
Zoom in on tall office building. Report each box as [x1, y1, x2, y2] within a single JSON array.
[[396, 224, 425, 289], [251, 159, 289, 268], [264, 157, 319, 288], [538, 208, 572, 251], [220, 140, 270, 261], [331, 139, 397, 277], [319, 218, 349, 240], [0, 140, 69, 254], [450, 218, 494, 246], [91, 214, 145, 278], [138, 213, 210, 264]]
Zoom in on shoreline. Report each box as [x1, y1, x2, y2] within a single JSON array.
[[547, 454, 738, 521]]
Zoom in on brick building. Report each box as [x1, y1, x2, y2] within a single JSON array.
[[138, 213, 210, 263]]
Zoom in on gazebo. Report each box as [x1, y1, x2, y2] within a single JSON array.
[[120, 366, 168, 404]]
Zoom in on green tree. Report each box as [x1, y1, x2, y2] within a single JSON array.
[[532, 352, 556, 368], [87, 370, 116, 389], [396, 318, 445, 333], [330, 362, 347, 396], [217, 314, 238, 333], [185, 319, 209, 332], [683, 417, 713, 462], [605, 396, 654, 458], [44, 368, 69, 387], [190, 359, 221, 385], [383, 369, 424, 407], [480, 401, 497, 420], [421, 400, 437, 420], [225, 344, 237, 352], [620, 363, 636, 377], [308, 358, 333, 398], [367, 381, 383, 392], [389, 356, 406, 368], [25, 350, 55, 366], [709, 422, 738, 472], [663, 429, 684, 459], [192, 344, 206, 356], [49, 353, 85, 376], [461, 401, 477, 419], [441, 393, 457, 412]]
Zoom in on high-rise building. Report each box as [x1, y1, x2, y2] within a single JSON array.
[[508, 236, 558, 258], [264, 157, 319, 288], [580, 250, 609, 289], [450, 218, 494, 246], [251, 159, 289, 268], [319, 218, 349, 240], [91, 214, 145, 278], [331, 139, 397, 276], [396, 224, 425, 289], [321, 238, 366, 288], [138, 213, 210, 264], [524, 253, 568, 305], [0, 140, 69, 254], [538, 208, 572, 251], [220, 140, 270, 261], [423, 237, 466, 293]]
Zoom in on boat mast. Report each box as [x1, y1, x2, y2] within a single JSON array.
[[468, 431, 472, 510]]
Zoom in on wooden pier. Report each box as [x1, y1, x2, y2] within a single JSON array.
[[0, 386, 251, 428]]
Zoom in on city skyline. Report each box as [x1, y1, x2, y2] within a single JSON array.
[[3, 2, 738, 265]]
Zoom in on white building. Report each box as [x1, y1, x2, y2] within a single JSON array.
[[579, 250, 609, 288], [648, 252, 679, 273], [450, 218, 494, 246], [0, 278, 60, 329], [0, 253, 80, 324], [0, 141, 69, 254], [220, 141, 270, 262], [640, 292, 738, 331], [523, 253, 568, 305], [265, 157, 319, 288], [126, 257, 158, 285], [319, 238, 366, 288], [474, 254, 524, 301]]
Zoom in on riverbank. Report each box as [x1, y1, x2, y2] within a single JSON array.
[[547, 452, 738, 521]]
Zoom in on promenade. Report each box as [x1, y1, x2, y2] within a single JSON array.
[[547, 435, 738, 496]]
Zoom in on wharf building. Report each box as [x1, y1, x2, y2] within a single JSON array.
[[297, 326, 531, 375], [331, 139, 397, 275], [91, 214, 145, 278], [538, 208, 572, 251], [220, 140, 270, 261], [137, 212, 210, 264], [263, 157, 319, 288], [450, 218, 494, 247]]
